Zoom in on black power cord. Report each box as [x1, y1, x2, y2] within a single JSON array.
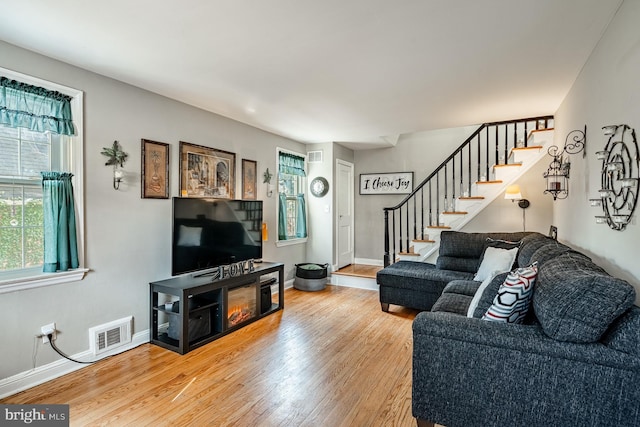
[[47, 333, 94, 365]]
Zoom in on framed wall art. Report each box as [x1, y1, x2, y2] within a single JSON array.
[[242, 159, 257, 200], [179, 141, 236, 198], [359, 172, 413, 195], [141, 139, 170, 199]]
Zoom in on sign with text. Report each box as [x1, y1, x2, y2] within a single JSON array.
[[359, 172, 413, 195], [1, 405, 69, 426]]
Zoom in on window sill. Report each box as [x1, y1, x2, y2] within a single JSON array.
[[0, 268, 90, 294], [275, 237, 308, 248]]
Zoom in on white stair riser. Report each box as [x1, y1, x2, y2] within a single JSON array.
[[494, 165, 522, 182], [511, 150, 542, 164], [413, 241, 436, 253], [439, 214, 466, 228], [456, 199, 484, 212]]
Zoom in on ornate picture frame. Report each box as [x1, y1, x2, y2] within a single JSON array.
[[141, 139, 170, 199], [179, 141, 235, 198], [242, 159, 257, 200]]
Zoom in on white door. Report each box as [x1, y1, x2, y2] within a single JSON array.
[[336, 160, 354, 268]]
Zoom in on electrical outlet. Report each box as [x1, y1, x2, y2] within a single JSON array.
[[41, 323, 56, 344]]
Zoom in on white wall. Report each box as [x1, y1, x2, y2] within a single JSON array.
[[306, 143, 355, 269], [307, 142, 334, 267], [553, 0, 640, 303], [0, 40, 308, 381]]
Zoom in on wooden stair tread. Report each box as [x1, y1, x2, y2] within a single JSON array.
[[511, 145, 543, 152], [427, 225, 451, 229], [529, 127, 554, 135], [442, 211, 468, 215], [412, 239, 435, 243], [493, 163, 522, 168], [398, 251, 420, 256], [475, 180, 503, 184], [458, 196, 485, 200]]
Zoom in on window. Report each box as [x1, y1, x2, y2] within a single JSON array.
[[0, 67, 85, 292], [277, 149, 307, 244]]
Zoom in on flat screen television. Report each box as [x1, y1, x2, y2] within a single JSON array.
[[172, 197, 263, 276]]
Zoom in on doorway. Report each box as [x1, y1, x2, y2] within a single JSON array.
[[336, 159, 354, 269]]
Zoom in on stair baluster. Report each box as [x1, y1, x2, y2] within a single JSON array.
[[383, 115, 554, 266]]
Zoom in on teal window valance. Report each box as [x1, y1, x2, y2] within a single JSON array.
[[0, 76, 75, 136], [278, 151, 306, 177]]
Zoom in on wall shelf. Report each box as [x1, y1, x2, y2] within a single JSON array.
[[590, 124, 639, 231]]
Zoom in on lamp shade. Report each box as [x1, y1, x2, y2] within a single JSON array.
[[505, 185, 522, 200]]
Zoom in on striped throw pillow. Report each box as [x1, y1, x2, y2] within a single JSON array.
[[482, 263, 538, 324]]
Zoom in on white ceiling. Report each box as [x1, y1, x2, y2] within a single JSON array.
[[0, 0, 623, 148]]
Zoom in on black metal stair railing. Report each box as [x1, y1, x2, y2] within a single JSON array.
[[383, 115, 554, 266]]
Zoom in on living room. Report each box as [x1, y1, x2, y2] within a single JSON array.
[[1, 0, 639, 425]]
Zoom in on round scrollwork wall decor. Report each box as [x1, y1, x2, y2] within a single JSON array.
[[592, 124, 639, 231]]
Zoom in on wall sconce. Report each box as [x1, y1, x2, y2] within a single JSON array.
[[505, 184, 529, 231], [101, 140, 128, 190], [263, 168, 274, 197], [589, 124, 639, 231], [543, 126, 586, 200], [505, 184, 530, 208], [113, 169, 124, 190]]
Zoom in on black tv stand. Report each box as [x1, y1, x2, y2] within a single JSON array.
[[150, 262, 284, 354]]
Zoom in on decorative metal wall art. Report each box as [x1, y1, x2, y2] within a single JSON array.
[[589, 124, 639, 231], [543, 126, 586, 200]]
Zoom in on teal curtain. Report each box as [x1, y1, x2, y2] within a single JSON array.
[[295, 194, 307, 238], [0, 77, 75, 135], [278, 152, 306, 176], [41, 172, 79, 272], [278, 192, 288, 240]]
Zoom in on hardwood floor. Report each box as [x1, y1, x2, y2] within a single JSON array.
[[1, 286, 419, 426]]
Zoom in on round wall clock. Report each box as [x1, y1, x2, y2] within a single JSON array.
[[310, 177, 329, 197]]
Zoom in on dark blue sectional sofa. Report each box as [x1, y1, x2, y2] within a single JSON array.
[[378, 231, 640, 427]]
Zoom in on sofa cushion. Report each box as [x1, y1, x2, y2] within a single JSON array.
[[601, 306, 640, 357], [517, 233, 555, 266], [534, 252, 636, 343], [482, 263, 538, 323], [472, 272, 510, 318], [467, 271, 502, 318], [473, 246, 518, 281], [376, 261, 474, 291], [436, 255, 480, 273], [442, 280, 480, 297], [437, 231, 533, 273], [529, 243, 580, 266], [431, 293, 473, 314]]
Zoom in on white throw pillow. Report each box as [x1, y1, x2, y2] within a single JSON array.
[[467, 270, 502, 318], [473, 246, 518, 281], [177, 225, 202, 247]]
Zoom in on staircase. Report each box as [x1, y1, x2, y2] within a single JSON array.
[[383, 116, 554, 266]]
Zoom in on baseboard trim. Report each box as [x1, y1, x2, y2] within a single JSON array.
[[354, 257, 384, 266], [0, 330, 149, 399]]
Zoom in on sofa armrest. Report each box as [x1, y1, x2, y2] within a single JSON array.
[[412, 312, 640, 427]]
